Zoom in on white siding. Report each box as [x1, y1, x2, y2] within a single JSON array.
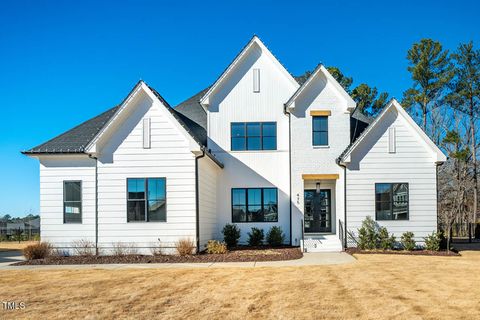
[[346, 107, 438, 243], [198, 157, 220, 249], [39, 155, 96, 248], [290, 72, 350, 244], [207, 43, 296, 243], [95, 90, 197, 253]]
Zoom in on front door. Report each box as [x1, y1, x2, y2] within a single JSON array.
[[304, 189, 331, 233]]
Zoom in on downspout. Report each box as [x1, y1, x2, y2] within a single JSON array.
[[195, 149, 206, 253], [283, 104, 293, 246], [337, 161, 348, 250], [88, 154, 99, 255]]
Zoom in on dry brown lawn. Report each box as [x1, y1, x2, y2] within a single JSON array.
[[1, 251, 480, 319], [0, 241, 38, 251]]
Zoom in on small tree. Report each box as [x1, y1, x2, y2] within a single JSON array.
[[401, 232, 416, 251], [357, 216, 379, 250], [378, 227, 396, 250], [247, 227, 264, 246], [266, 226, 285, 247], [222, 224, 241, 248]]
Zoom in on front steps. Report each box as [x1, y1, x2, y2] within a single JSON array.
[[302, 234, 343, 252]]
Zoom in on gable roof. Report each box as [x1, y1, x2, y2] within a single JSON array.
[[338, 99, 447, 164], [200, 35, 299, 107], [22, 106, 119, 154], [22, 82, 223, 167], [285, 64, 356, 111]]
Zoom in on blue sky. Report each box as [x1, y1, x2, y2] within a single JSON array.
[[0, 0, 479, 217]]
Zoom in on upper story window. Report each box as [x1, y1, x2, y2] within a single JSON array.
[[127, 178, 166, 222], [375, 183, 409, 221], [231, 122, 277, 151], [63, 181, 82, 224], [312, 116, 328, 146], [232, 187, 278, 222]]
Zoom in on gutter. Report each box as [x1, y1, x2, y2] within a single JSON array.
[[195, 149, 206, 253], [283, 104, 293, 246], [88, 154, 99, 255], [336, 158, 348, 250]]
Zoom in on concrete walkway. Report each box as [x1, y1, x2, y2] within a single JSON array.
[[0, 252, 355, 270]]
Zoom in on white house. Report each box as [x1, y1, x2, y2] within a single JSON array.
[[23, 36, 446, 253]]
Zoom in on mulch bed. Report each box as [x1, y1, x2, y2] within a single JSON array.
[[14, 246, 303, 265], [346, 248, 460, 256]]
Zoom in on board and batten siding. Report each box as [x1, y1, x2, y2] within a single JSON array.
[[39, 155, 96, 248], [96, 92, 197, 253], [346, 107, 438, 243], [206, 43, 296, 244], [198, 156, 220, 249]]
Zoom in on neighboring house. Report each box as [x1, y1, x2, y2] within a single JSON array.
[[23, 36, 446, 253], [4, 218, 40, 238]]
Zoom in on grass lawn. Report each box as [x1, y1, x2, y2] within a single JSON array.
[[1, 251, 479, 319], [0, 241, 38, 251]]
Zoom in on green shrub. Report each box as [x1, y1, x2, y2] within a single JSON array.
[[266, 226, 285, 246], [401, 232, 416, 251], [357, 216, 379, 250], [205, 240, 228, 254], [247, 227, 264, 246], [378, 227, 396, 250], [23, 242, 51, 260], [424, 232, 441, 251], [222, 224, 241, 248]]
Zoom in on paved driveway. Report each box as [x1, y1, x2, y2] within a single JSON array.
[[0, 250, 25, 267]]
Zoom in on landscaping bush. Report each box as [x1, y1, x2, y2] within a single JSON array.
[[401, 232, 416, 251], [72, 239, 95, 256], [23, 242, 51, 260], [222, 224, 241, 248], [424, 232, 441, 251], [357, 216, 379, 250], [266, 226, 285, 246], [205, 240, 228, 254], [247, 227, 264, 246], [175, 238, 195, 256], [378, 227, 396, 250]]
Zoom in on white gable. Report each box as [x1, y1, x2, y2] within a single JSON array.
[[200, 36, 299, 107], [340, 99, 446, 164], [285, 64, 356, 111]]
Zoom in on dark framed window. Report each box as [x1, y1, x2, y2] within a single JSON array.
[[375, 183, 409, 220], [231, 122, 277, 151], [312, 116, 328, 146], [63, 181, 82, 224], [232, 188, 278, 222], [127, 178, 166, 222]]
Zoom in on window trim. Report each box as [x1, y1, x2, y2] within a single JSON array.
[[231, 187, 278, 223], [312, 116, 329, 146], [126, 177, 167, 223], [375, 182, 409, 221], [63, 180, 82, 224], [230, 122, 277, 151]]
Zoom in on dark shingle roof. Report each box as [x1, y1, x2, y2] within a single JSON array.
[[22, 83, 211, 155], [22, 106, 119, 154]]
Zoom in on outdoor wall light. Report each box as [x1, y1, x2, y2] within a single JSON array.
[[316, 182, 321, 194]]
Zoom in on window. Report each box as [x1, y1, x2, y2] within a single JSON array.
[[127, 178, 166, 222], [232, 188, 278, 222], [312, 116, 328, 146], [63, 181, 82, 223], [231, 122, 277, 151], [375, 183, 409, 220]]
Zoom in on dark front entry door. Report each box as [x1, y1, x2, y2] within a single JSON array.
[[304, 189, 331, 233]]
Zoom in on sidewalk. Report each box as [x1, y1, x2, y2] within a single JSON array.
[[0, 252, 355, 270]]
